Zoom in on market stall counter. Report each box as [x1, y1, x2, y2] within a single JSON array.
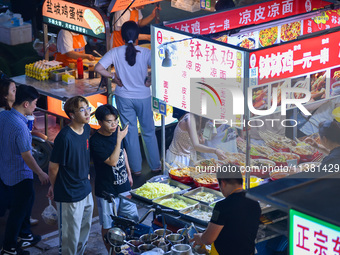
[[12, 74, 105, 101]]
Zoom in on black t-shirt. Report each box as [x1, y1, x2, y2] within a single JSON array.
[[89, 130, 131, 198], [210, 191, 261, 255], [50, 124, 92, 203]]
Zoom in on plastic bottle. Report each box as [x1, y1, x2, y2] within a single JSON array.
[[77, 58, 84, 79]]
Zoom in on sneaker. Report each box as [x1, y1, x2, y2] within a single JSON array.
[[29, 218, 39, 226], [18, 234, 41, 248], [1, 248, 30, 255]]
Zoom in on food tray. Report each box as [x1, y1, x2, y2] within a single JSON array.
[[179, 203, 213, 226], [153, 193, 198, 212], [152, 179, 192, 194], [183, 187, 224, 205], [130, 180, 191, 203]]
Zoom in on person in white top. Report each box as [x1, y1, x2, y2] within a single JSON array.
[[95, 21, 161, 176]]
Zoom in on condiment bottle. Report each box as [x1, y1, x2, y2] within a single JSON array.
[[88, 64, 95, 79], [77, 58, 83, 79]]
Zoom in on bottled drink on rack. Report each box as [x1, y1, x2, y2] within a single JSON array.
[[77, 58, 84, 79]]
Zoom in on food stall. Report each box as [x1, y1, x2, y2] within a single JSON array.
[[133, 0, 340, 252]]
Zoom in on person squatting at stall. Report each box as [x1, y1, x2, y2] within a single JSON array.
[[0, 85, 50, 255], [191, 164, 261, 255], [95, 21, 161, 176], [55, 29, 95, 67], [47, 96, 94, 255], [90, 104, 139, 252], [306, 120, 340, 167], [110, 5, 160, 48]]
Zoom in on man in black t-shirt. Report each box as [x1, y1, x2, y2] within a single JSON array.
[[191, 164, 261, 255], [90, 104, 138, 252], [47, 96, 94, 255]]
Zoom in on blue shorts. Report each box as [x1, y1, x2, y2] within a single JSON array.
[[96, 191, 139, 229]]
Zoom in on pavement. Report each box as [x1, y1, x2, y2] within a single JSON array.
[[25, 207, 154, 255]]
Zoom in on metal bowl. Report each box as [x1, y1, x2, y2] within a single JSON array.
[[171, 244, 192, 255], [127, 240, 144, 253], [140, 233, 158, 244], [138, 244, 156, 253], [166, 234, 184, 245], [152, 239, 171, 252], [154, 229, 173, 238]]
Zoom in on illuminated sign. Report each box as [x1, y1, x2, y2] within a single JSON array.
[[47, 94, 107, 129], [42, 0, 106, 39], [152, 26, 244, 122], [290, 209, 340, 255], [165, 0, 332, 35]]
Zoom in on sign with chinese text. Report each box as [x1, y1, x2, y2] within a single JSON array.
[[42, 0, 106, 39], [290, 209, 340, 255], [110, 0, 162, 13], [303, 8, 340, 35], [165, 0, 332, 35], [248, 30, 340, 107], [47, 93, 107, 129], [152, 26, 244, 122]]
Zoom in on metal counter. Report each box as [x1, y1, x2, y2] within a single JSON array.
[[12, 75, 106, 100]]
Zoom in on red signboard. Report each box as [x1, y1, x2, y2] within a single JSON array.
[[249, 30, 340, 84], [165, 0, 333, 35], [303, 9, 340, 34]]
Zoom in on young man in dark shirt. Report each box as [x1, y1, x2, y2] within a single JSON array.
[[47, 96, 94, 255], [89, 104, 138, 252], [191, 164, 261, 255]]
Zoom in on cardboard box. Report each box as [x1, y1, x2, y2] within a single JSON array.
[[0, 23, 32, 45]]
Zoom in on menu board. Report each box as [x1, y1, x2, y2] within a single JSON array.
[[248, 29, 340, 112], [42, 0, 107, 40], [152, 26, 244, 123], [165, 0, 333, 36]]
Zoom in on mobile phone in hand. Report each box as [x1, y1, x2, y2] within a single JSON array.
[[122, 122, 130, 130]]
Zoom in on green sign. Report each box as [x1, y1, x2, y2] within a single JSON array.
[[290, 209, 340, 255]]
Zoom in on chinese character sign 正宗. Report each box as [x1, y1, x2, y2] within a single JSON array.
[[290, 209, 340, 255]]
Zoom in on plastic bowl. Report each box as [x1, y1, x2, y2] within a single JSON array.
[[249, 159, 276, 178], [269, 171, 290, 181], [169, 170, 193, 184]]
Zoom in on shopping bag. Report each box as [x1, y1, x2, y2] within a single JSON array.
[[41, 199, 58, 225]]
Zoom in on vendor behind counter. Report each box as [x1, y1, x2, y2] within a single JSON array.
[[55, 29, 95, 67]]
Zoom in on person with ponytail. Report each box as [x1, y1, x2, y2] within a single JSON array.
[[95, 21, 161, 176]]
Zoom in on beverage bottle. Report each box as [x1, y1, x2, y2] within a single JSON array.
[[77, 58, 83, 79]]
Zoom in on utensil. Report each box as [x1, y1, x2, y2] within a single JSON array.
[[158, 224, 167, 247], [93, 50, 102, 57]]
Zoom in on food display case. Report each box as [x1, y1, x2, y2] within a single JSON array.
[[149, 0, 340, 249]]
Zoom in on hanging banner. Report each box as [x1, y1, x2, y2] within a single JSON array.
[[165, 0, 333, 35], [42, 0, 106, 40], [303, 8, 340, 34]]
